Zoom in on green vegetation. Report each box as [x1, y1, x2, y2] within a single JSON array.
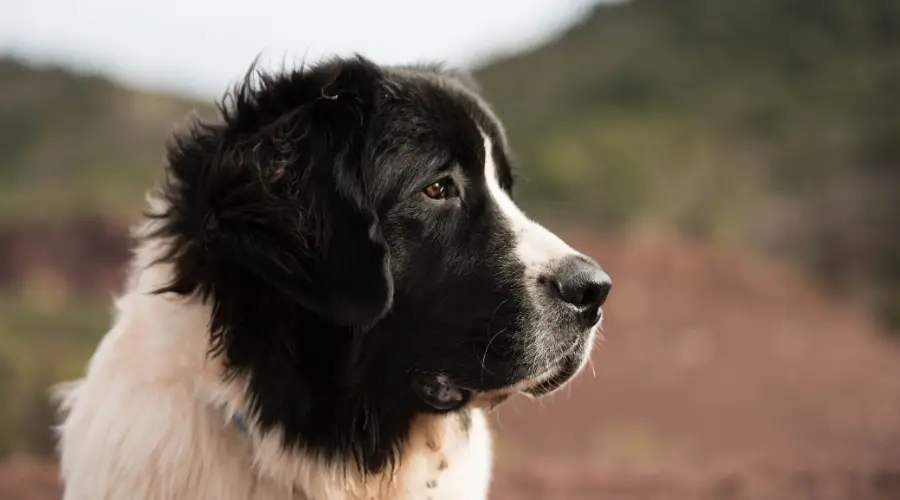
[[0, 292, 110, 455], [0, 59, 215, 223], [0, 0, 898, 457]]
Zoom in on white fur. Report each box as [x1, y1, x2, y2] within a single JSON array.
[[481, 134, 579, 273], [54, 221, 493, 500]]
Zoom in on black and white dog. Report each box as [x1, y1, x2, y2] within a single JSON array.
[[54, 55, 610, 500]]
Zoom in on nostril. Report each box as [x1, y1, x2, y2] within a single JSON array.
[[555, 277, 610, 309], [581, 282, 602, 308], [594, 280, 611, 308], [548, 255, 612, 314], [555, 279, 587, 307]]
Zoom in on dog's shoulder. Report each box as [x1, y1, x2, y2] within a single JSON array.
[[52, 259, 280, 499]]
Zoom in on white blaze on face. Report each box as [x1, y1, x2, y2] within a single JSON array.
[[481, 133, 580, 275], [481, 132, 591, 372]]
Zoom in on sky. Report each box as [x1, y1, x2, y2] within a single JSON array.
[[0, 0, 609, 98]]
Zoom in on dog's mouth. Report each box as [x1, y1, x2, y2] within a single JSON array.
[[412, 330, 594, 412]]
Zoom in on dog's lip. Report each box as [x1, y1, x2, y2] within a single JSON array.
[[468, 334, 591, 403], [414, 326, 598, 409], [520, 349, 582, 397]]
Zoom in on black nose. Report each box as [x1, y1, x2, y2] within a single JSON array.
[[548, 255, 611, 321]]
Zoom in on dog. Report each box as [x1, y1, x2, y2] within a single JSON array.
[[53, 54, 611, 500]]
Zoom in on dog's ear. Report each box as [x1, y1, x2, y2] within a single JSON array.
[[151, 56, 393, 327]]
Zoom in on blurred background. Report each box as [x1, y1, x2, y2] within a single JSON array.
[[1, 0, 899, 498]]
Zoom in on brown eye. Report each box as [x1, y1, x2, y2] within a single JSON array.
[[423, 178, 460, 200]]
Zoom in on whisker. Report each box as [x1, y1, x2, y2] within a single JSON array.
[[479, 328, 506, 379], [478, 299, 510, 381]]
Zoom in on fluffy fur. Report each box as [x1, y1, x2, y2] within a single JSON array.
[[54, 55, 611, 500]]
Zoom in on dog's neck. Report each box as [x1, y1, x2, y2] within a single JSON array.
[[211, 398, 482, 499], [122, 233, 493, 499]]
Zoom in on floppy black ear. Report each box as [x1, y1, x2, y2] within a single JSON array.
[[150, 56, 393, 328]]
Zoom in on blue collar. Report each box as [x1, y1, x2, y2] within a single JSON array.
[[232, 413, 249, 434]]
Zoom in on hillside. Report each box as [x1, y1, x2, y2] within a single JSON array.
[[474, 0, 900, 327], [1, 0, 898, 327], [0, 59, 215, 223]]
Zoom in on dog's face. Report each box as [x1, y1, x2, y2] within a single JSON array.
[[152, 55, 610, 471], [366, 75, 611, 411]]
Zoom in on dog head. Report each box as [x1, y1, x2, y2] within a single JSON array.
[[149, 55, 610, 472]]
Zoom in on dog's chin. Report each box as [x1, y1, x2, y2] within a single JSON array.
[[520, 325, 595, 396], [520, 343, 590, 397], [413, 329, 595, 412]]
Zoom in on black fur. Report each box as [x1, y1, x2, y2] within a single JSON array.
[[147, 55, 532, 473]]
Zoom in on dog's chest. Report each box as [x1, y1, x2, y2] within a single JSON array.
[[377, 410, 493, 500]]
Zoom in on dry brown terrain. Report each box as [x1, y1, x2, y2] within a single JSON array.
[[0, 215, 130, 294], [489, 227, 900, 499], [2, 223, 900, 499]]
